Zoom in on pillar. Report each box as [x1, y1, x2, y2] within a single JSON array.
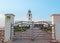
[[4, 14, 15, 43], [51, 14, 55, 40], [51, 14, 60, 42]]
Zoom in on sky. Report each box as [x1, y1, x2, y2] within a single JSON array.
[[0, 0, 60, 27]]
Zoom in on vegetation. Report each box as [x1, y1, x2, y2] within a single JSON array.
[[40, 24, 52, 32], [6, 16, 11, 19], [14, 25, 30, 32]]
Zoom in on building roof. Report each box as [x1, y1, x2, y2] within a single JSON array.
[[0, 27, 4, 30], [28, 10, 31, 13], [5, 13, 15, 16], [51, 14, 60, 16]]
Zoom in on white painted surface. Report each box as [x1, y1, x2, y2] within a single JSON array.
[[52, 16, 55, 39], [4, 14, 15, 42], [52, 14, 60, 41]]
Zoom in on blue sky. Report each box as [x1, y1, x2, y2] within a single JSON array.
[[0, 0, 60, 27]]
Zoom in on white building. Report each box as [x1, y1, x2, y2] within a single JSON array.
[[14, 21, 51, 27]]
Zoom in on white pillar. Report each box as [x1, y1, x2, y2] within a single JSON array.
[[52, 14, 60, 42], [51, 15, 55, 40], [4, 14, 15, 43]]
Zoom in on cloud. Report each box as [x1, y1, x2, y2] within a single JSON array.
[[0, 14, 5, 27]]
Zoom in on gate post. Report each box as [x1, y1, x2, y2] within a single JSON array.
[[4, 14, 15, 43], [51, 14, 60, 43]]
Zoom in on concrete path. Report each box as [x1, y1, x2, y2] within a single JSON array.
[[12, 39, 50, 43]]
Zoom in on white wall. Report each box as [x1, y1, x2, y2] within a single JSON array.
[[4, 14, 14, 42], [52, 14, 60, 41]]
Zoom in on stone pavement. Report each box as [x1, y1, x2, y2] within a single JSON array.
[[12, 39, 50, 43]]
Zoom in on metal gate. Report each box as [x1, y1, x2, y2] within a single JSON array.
[[14, 27, 51, 40]]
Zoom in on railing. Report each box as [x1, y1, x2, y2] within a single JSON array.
[[14, 29, 51, 40]]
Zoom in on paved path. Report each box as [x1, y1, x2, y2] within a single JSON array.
[[12, 39, 50, 43]]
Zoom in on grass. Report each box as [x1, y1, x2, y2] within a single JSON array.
[[14, 25, 30, 32]]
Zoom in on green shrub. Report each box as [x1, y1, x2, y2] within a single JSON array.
[[40, 24, 52, 32], [14, 25, 30, 32]]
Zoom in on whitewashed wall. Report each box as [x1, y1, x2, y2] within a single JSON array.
[[52, 14, 60, 41], [4, 14, 14, 42]]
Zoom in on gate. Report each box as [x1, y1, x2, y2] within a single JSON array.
[[13, 27, 51, 41]]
